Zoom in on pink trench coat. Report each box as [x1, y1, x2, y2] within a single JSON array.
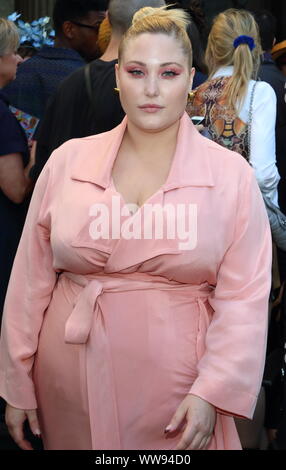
[[0, 113, 271, 450]]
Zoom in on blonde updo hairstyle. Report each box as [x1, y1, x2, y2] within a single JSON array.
[[118, 6, 193, 72], [0, 18, 19, 57], [205, 9, 262, 111]]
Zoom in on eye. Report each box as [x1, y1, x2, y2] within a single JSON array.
[[128, 69, 144, 77], [162, 70, 180, 78]]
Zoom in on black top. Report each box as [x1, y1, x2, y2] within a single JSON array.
[[31, 59, 125, 181], [258, 53, 286, 212], [0, 90, 30, 316], [0, 90, 29, 161]]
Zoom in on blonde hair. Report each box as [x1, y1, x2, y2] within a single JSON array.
[[118, 6, 193, 70], [0, 18, 19, 57], [205, 9, 262, 112]]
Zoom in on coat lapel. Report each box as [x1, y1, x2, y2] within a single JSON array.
[[69, 113, 216, 272]]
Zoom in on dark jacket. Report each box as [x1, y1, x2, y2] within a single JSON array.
[[4, 46, 85, 120], [259, 53, 286, 213]]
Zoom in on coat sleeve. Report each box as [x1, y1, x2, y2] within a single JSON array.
[[0, 157, 57, 409], [189, 166, 272, 419]]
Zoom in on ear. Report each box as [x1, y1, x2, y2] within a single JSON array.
[[62, 21, 77, 40], [115, 63, 120, 88], [189, 67, 196, 90]]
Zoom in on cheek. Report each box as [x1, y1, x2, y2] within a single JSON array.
[[120, 78, 140, 101], [86, 35, 98, 49], [169, 85, 189, 103]]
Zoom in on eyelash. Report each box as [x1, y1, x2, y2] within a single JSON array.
[[127, 69, 180, 78]]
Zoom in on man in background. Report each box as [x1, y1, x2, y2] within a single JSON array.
[[30, 0, 166, 182], [255, 11, 286, 236], [4, 0, 108, 120], [255, 9, 286, 451]]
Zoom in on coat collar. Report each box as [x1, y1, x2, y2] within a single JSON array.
[[71, 112, 215, 190]]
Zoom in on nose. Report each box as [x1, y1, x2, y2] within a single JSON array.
[[144, 73, 160, 97]]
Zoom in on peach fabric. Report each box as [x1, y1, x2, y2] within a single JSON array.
[[0, 113, 272, 450]]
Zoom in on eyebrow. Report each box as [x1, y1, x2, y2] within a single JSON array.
[[125, 61, 184, 67]]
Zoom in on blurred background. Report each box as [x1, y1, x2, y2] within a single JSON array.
[[0, 0, 286, 41], [0, 1, 286, 40]]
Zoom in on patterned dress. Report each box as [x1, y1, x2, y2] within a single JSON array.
[[187, 76, 249, 160]]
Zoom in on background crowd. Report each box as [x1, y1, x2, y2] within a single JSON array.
[[0, 0, 286, 450]]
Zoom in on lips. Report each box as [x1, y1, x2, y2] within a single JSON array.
[[138, 104, 164, 113], [139, 104, 163, 109]]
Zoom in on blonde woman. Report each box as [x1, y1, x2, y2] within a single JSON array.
[[0, 19, 32, 319], [187, 8, 280, 205], [0, 7, 271, 450]]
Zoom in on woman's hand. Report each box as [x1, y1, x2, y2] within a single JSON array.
[[165, 394, 216, 450], [5, 403, 41, 450]]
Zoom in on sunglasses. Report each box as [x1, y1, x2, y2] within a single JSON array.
[[71, 21, 101, 32]]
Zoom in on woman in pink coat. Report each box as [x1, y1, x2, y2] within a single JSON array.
[[0, 6, 271, 450]]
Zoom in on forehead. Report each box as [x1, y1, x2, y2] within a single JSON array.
[[80, 10, 106, 25], [122, 32, 187, 66]]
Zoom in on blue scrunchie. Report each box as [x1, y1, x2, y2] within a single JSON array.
[[233, 35, 256, 51]]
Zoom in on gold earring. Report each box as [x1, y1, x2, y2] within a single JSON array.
[[114, 87, 120, 93], [188, 91, 194, 101]]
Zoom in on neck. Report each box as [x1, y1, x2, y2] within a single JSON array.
[[123, 118, 181, 163], [54, 36, 71, 49], [100, 33, 121, 61]]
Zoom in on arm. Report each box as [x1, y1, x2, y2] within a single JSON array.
[[189, 167, 272, 419], [0, 158, 57, 410], [0, 153, 32, 204], [249, 82, 280, 205]]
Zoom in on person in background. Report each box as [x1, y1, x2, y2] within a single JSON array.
[[0, 19, 32, 323], [0, 18, 40, 451], [0, 6, 271, 451], [30, 0, 165, 183], [255, 10, 286, 281], [187, 8, 280, 206], [187, 8, 280, 449], [97, 16, 112, 55], [272, 40, 286, 78], [201, 0, 248, 25], [4, 0, 108, 121], [166, 1, 208, 88], [255, 11, 286, 217], [186, 18, 208, 88], [254, 10, 286, 449]]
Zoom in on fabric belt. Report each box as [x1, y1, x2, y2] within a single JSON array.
[[61, 271, 213, 449]]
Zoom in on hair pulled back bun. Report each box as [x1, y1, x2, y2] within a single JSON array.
[[118, 5, 193, 70], [132, 5, 189, 30]]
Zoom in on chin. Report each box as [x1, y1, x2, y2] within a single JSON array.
[[136, 116, 180, 133]]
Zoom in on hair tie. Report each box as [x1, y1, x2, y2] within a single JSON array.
[[233, 35, 255, 51]]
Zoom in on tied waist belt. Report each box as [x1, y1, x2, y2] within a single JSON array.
[[63, 271, 213, 344], [61, 271, 214, 449]]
